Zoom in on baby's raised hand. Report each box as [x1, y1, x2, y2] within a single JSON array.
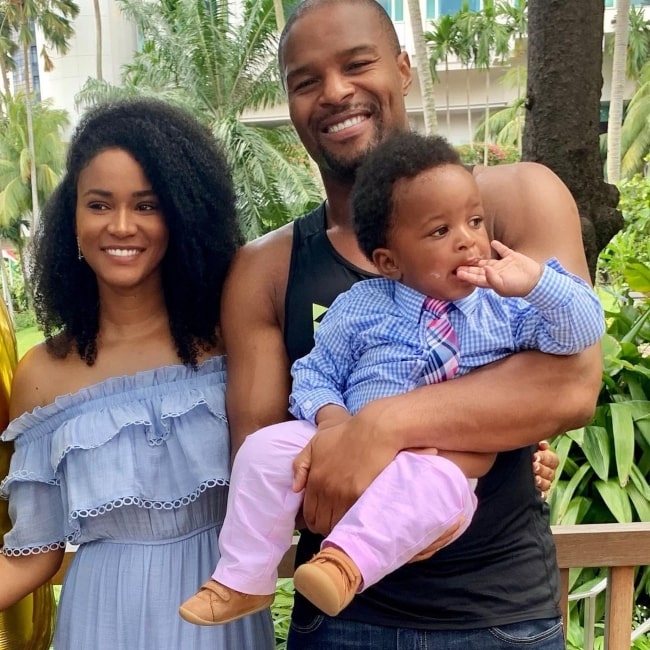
[[457, 240, 542, 297]]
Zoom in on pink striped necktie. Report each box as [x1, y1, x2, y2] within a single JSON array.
[[422, 297, 459, 385]]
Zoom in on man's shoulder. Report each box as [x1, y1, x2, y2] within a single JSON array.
[[472, 161, 572, 243], [472, 160, 551, 183], [473, 161, 563, 209], [229, 204, 325, 286], [228, 222, 294, 281], [222, 221, 298, 323], [243, 221, 295, 254]]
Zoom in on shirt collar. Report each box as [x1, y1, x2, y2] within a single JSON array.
[[392, 282, 431, 324], [452, 289, 481, 317], [390, 280, 482, 322]]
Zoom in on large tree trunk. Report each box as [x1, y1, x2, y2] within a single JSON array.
[[523, 0, 622, 281]]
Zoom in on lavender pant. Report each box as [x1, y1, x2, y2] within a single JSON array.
[[213, 421, 477, 595]]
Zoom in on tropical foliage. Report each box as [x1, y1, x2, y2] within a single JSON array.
[[0, 93, 68, 228], [0, 6, 18, 95], [75, 0, 322, 239], [550, 171, 650, 649], [426, 1, 649, 179], [0, 92, 68, 307], [0, 0, 79, 233], [426, 0, 527, 155], [619, 61, 650, 178]]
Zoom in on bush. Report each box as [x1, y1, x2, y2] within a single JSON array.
[[13, 309, 36, 330], [550, 226, 650, 647], [597, 168, 650, 291], [456, 143, 520, 166]]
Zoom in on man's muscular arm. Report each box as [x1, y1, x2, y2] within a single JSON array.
[[298, 163, 602, 535], [221, 227, 294, 458]]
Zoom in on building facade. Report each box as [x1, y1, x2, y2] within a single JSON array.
[[21, 0, 650, 144]]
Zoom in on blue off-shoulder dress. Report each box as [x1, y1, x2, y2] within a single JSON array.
[[0, 356, 274, 650]]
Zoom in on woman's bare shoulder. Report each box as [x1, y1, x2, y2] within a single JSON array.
[[9, 342, 65, 417]]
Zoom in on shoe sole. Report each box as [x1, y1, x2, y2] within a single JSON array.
[[178, 597, 273, 627], [293, 566, 344, 617]]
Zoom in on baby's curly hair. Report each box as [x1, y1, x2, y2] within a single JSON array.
[[32, 97, 242, 367], [352, 131, 462, 261]]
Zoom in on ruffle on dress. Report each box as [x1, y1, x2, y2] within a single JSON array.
[[0, 356, 231, 555]]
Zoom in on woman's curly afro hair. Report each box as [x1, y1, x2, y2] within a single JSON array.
[[32, 97, 242, 367], [352, 131, 461, 261]]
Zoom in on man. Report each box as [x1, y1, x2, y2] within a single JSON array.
[[221, 0, 602, 647]]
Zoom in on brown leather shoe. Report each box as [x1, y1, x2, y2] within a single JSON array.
[[179, 580, 274, 626], [293, 547, 362, 616]]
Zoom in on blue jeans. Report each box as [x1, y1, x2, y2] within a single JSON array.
[[287, 614, 565, 649]]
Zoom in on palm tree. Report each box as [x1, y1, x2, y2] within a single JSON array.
[[620, 61, 650, 178], [0, 92, 68, 303], [406, 0, 437, 134], [0, 8, 18, 96], [76, 0, 322, 239], [1, 0, 79, 234], [606, 0, 630, 184], [499, 0, 527, 106], [426, 13, 459, 137], [272, 0, 285, 30], [0, 93, 68, 226], [471, 0, 510, 165], [601, 5, 650, 181], [454, 3, 478, 147], [627, 7, 650, 81], [474, 66, 527, 154], [93, 0, 103, 80]]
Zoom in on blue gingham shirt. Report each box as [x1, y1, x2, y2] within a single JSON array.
[[289, 258, 604, 423]]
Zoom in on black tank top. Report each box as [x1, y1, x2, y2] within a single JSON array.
[[284, 203, 376, 363], [285, 205, 561, 630]]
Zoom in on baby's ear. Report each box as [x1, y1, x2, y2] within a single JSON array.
[[372, 248, 402, 280]]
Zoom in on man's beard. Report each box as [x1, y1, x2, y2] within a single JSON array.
[[319, 147, 369, 181], [318, 119, 385, 182]]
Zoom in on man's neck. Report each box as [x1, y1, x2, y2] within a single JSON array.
[[321, 175, 355, 230], [321, 176, 378, 274]]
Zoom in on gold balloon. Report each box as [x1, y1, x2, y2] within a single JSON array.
[[0, 300, 55, 650]]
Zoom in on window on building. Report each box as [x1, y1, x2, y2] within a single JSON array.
[[377, 0, 404, 21], [426, 0, 481, 21], [608, 0, 650, 6]]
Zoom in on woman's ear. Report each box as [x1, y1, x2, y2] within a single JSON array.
[[372, 248, 402, 280]]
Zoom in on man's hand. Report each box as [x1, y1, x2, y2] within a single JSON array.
[[292, 410, 399, 536], [534, 440, 559, 499], [292, 405, 352, 494]]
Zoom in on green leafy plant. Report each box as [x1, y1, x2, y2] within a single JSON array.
[[597, 162, 650, 291], [549, 263, 650, 648], [272, 578, 294, 649]]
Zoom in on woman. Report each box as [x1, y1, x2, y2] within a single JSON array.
[[0, 98, 274, 649]]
